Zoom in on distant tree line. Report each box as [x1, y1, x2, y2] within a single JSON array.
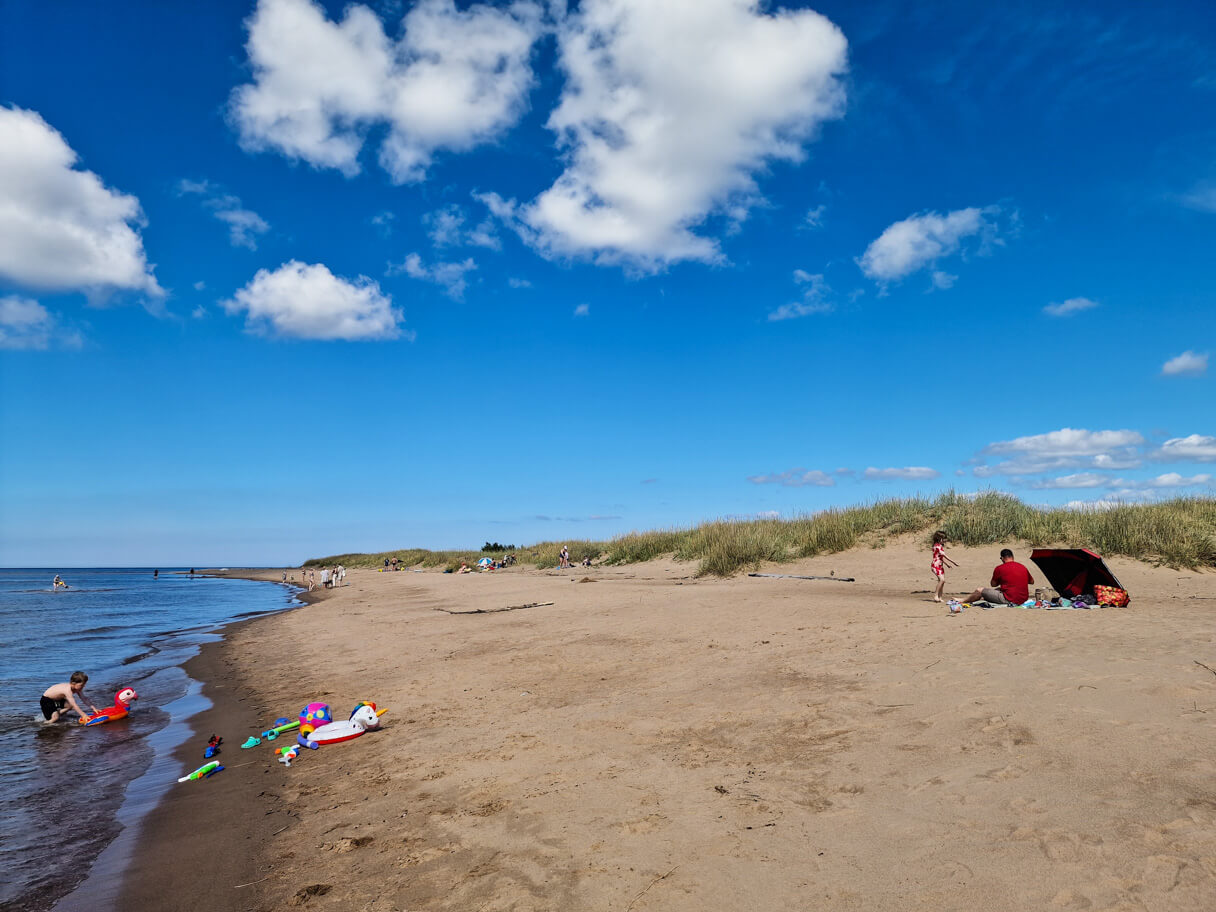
[[481, 542, 517, 552]]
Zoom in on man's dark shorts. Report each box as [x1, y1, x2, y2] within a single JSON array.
[[40, 696, 66, 720]]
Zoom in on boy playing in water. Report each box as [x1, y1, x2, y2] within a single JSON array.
[[41, 672, 98, 724]]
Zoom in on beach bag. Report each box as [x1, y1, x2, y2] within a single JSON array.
[[1093, 585, 1130, 607]]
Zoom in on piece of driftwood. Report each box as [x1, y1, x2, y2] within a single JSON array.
[[747, 572, 855, 583], [434, 601, 554, 615]]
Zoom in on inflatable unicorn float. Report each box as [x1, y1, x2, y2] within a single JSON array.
[[277, 701, 386, 766], [80, 687, 138, 726]]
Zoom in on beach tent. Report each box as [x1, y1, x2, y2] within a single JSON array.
[[1029, 548, 1125, 597]]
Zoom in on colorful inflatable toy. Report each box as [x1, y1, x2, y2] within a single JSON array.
[[297, 702, 386, 749], [80, 687, 138, 726], [296, 702, 333, 749]]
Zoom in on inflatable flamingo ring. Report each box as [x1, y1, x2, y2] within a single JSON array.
[[80, 687, 138, 726]]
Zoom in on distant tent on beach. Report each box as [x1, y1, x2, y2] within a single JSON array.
[[1029, 548, 1125, 597]]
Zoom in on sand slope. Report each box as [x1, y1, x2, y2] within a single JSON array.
[[130, 544, 1216, 911]]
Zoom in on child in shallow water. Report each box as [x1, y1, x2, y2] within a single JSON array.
[[41, 671, 97, 724], [931, 530, 959, 603]]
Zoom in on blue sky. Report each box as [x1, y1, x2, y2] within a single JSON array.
[[1, 0, 1214, 566]]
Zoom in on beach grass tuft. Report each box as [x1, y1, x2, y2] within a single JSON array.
[[305, 493, 1216, 577]]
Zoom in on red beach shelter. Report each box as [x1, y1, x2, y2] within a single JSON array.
[[1029, 548, 1126, 598]]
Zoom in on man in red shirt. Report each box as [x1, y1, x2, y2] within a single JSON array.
[[960, 549, 1034, 605]]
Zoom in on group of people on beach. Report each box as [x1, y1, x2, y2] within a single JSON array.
[[304, 565, 345, 591], [930, 531, 1034, 606], [557, 546, 592, 570]]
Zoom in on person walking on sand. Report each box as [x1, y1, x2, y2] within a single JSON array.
[[559, 545, 570, 569], [930, 530, 959, 602], [308, 568, 316, 592]]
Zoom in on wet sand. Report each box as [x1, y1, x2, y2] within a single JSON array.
[[118, 544, 1216, 911]]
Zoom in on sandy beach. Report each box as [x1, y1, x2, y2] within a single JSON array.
[[118, 543, 1216, 911]]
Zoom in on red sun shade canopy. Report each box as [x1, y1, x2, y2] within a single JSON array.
[[1029, 549, 1125, 597]]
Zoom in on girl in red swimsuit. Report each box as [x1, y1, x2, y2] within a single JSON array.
[[931, 530, 959, 602]]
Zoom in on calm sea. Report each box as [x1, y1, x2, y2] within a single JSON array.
[[0, 568, 297, 912]]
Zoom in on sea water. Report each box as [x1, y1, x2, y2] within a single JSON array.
[[0, 568, 297, 912]]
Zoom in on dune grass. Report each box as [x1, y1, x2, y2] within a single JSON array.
[[305, 492, 1216, 577]]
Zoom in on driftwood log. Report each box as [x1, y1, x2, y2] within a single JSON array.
[[434, 601, 554, 615], [747, 573, 855, 583]]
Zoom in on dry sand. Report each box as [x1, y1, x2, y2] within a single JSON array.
[[122, 542, 1216, 911]]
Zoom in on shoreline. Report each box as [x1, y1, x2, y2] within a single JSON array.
[[104, 549, 1216, 911], [56, 573, 329, 912], [116, 573, 331, 912]]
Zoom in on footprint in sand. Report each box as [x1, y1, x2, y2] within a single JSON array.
[[980, 763, 1026, 782], [619, 814, 668, 834]]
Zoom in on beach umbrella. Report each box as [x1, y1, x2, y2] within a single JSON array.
[[477, 557, 493, 567], [1029, 548, 1125, 597]]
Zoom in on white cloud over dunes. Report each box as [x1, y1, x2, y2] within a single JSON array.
[[230, 0, 542, 183], [863, 466, 940, 481], [1153, 434, 1216, 463], [1161, 350, 1208, 376], [0, 295, 83, 350], [224, 261, 403, 340], [1026, 472, 1107, 490], [488, 0, 848, 267], [857, 206, 1002, 285], [1114, 473, 1213, 489], [748, 468, 836, 487], [0, 106, 161, 296], [1029, 471, 1212, 491], [973, 428, 1145, 477]]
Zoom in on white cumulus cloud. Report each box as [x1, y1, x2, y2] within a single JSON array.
[[424, 204, 500, 250], [1109, 472, 1213, 490], [768, 271, 833, 321], [1043, 296, 1098, 317], [1161, 350, 1208, 376], [1153, 434, 1216, 463], [177, 179, 270, 250], [857, 206, 1001, 285], [863, 466, 940, 481], [973, 428, 1145, 476], [387, 252, 476, 299], [225, 260, 404, 340], [230, 0, 543, 183], [486, 0, 848, 268], [1025, 472, 1107, 490], [0, 106, 161, 296], [748, 468, 836, 487], [0, 295, 83, 350]]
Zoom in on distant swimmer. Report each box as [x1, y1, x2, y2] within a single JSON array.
[[52, 575, 69, 590], [154, 569, 159, 579]]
